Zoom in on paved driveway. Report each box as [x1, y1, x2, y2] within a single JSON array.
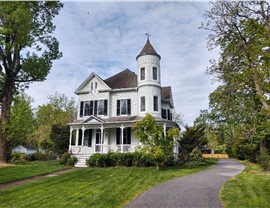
[[126, 159, 244, 208]]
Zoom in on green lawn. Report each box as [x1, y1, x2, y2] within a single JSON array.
[[0, 160, 68, 184], [0, 160, 217, 208], [221, 161, 270, 208]]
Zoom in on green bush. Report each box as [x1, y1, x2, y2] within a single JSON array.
[[86, 153, 108, 167], [190, 147, 204, 162], [32, 151, 58, 161], [257, 149, 270, 171], [67, 156, 78, 166], [59, 152, 71, 165], [9, 152, 29, 164]]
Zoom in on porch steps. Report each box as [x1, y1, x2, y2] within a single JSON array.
[[75, 154, 91, 168]]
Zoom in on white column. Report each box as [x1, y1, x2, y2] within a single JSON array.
[[100, 125, 104, 153], [69, 127, 73, 152], [163, 123, 167, 137], [75, 128, 79, 146], [121, 125, 124, 153], [82, 127, 85, 146]]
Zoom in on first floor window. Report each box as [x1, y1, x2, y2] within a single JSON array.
[[153, 96, 158, 111], [116, 127, 131, 145], [117, 99, 131, 116], [141, 96, 145, 111]]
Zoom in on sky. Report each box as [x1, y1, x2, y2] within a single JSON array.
[[25, 1, 220, 126]]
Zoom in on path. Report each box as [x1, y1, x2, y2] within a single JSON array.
[[126, 159, 244, 208], [0, 168, 78, 190]]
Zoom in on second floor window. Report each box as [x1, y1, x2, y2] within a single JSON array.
[[140, 67, 145, 80], [80, 100, 107, 117], [153, 96, 158, 112], [153, 67, 157, 80], [117, 99, 131, 116], [141, 96, 145, 112]]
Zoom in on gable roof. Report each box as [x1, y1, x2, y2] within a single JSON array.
[[104, 69, 137, 89], [136, 39, 161, 60]]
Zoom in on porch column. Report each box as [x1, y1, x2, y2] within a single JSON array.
[[173, 137, 177, 154], [81, 127, 85, 146], [121, 125, 124, 153], [163, 123, 167, 137], [75, 128, 79, 146], [100, 125, 104, 153], [69, 127, 73, 152]]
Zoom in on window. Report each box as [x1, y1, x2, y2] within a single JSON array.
[[140, 67, 145, 80], [84, 129, 92, 147], [153, 67, 157, 80], [79, 100, 108, 117], [162, 108, 167, 119], [117, 99, 131, 116], [161, 108, 172, 120], [90, 82, 98, 93], [116, 128, 131, 145], [141, 96, 145, 111], [153, 96, 158, 111]]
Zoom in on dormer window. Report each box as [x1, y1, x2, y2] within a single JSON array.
[[140, 67, 145, 80], [90, 82, 98, 93], [153, 67, 157, 80]]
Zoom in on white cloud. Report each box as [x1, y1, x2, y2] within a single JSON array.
[[25, 1, 220, 125]]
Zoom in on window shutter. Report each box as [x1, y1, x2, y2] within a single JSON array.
[[162, 109, 166, 119], [116, 128, 121, 145], [88, 129, 92, 147], [94, 101, 98, 116], [78, 129, 82, 146], [127, 127, 131, 144], [167, 109, 171, 120], [80, 102, 84, 117], [117, 100, 120, 116], [127, 99, 131, 115], [104, 100, 108, 116]]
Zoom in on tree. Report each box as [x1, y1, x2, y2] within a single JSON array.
[[0, 2, 63, 162], [3, 93, 35, 153], [200, 1, 270, 156], [32, 92, 75, 151], [50, 124, 70, 155], [133, 114, 180, 171]]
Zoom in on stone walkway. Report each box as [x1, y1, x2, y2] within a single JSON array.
[[126, 159, 245, 208], [0, 168, 78, 190]]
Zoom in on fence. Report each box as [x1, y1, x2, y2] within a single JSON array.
[[202, 154, 229, 159]]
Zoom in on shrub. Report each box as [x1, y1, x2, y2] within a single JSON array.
[[9, 152, 29, 164], [86, 153, 108, 167], [67, 156, 78, 166], [190, 147, 204, 162], [59, 152, 71, 165], [257, 149, 270, 171]]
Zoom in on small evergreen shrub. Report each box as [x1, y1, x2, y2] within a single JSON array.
[[9, 152, 29, 164], [86, 153, 107, 167], [67, 156, 78, 165], [59, 152, 71, 165], [190, 147, 204, 162], [257, 149, 270, 171]]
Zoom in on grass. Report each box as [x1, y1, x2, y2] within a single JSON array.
[[221, 161, 270, 208], [0, 160, 68, 184], [0, 159, 217, 208]]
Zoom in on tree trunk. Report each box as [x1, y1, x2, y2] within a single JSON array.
[[0, 76, 15, 163]]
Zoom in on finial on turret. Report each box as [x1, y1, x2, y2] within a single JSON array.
[[145, 33, 151, 42]]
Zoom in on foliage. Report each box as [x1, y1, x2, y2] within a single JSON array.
[[0, 161, 217, 207], [9, 152, 29, 164], [133, 114, 179, 170], [257, 149, 270, 171], [31, 151, 57, 161], [200, 1, 270, 161], [221, 161, 270, 208], [32, 92, 76, 151], [190, 147, 204, 162], [59, 152, 77, 166], [0, 160, 67, 184], [2, 94, 35, 151], [86, 152, 154, 167], [50, 125, 70, 155], [0, 1, 63, 162]]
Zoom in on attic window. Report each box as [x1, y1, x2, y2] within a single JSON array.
[[90, 82, 98, 93]]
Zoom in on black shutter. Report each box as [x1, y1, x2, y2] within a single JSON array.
[[116, 128, 121, 145], [90, 101, 93, 116], [117, 100, 120, 116], [104, 100, 108, 116], [127, 99, 131, 115], [127, 127, 131, 144], [94, 101, 98, 116], [78, 129, 82, 145], [88, 129, 92, 147], [162, 109, 166, 119], [167, 109, 171, 120], [80, 102, 84, 117]]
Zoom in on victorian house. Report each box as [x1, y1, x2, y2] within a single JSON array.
[[68, 38, 179, 167]]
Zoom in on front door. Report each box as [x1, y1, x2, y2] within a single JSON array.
[[95, 129, 102, 152]]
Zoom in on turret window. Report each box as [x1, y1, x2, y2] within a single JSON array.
[[140, 67, 145, 80], [141, 96, 145, 112], [153, 96, 158, 111], [153, 67, 157, 80]]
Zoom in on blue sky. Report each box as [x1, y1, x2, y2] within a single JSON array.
[[26, 1, 219, 125]]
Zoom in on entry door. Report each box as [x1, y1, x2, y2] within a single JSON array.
[[84, 129, 92, 147]]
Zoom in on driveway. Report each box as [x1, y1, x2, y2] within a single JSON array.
[[126, 159, 244, 208]]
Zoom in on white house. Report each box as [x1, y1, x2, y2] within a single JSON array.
[[12, 144, 37, 155], [68, 38, 179, 167]]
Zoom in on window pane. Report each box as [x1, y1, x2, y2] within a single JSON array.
[[120, 100, 127, 115], [84, 101, 90, 116], [141, 96, 145, 111], [153, 96, 158, 111], [153, 67, 157, 80], [141, 67, 145, 80], [98, 100, 105, 115]]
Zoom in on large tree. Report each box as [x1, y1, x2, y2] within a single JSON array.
[[201, 1, 270, 154], [0, 2, 63, 162]]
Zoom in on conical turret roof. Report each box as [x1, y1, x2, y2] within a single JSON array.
[[136, 39, 161, 60]]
